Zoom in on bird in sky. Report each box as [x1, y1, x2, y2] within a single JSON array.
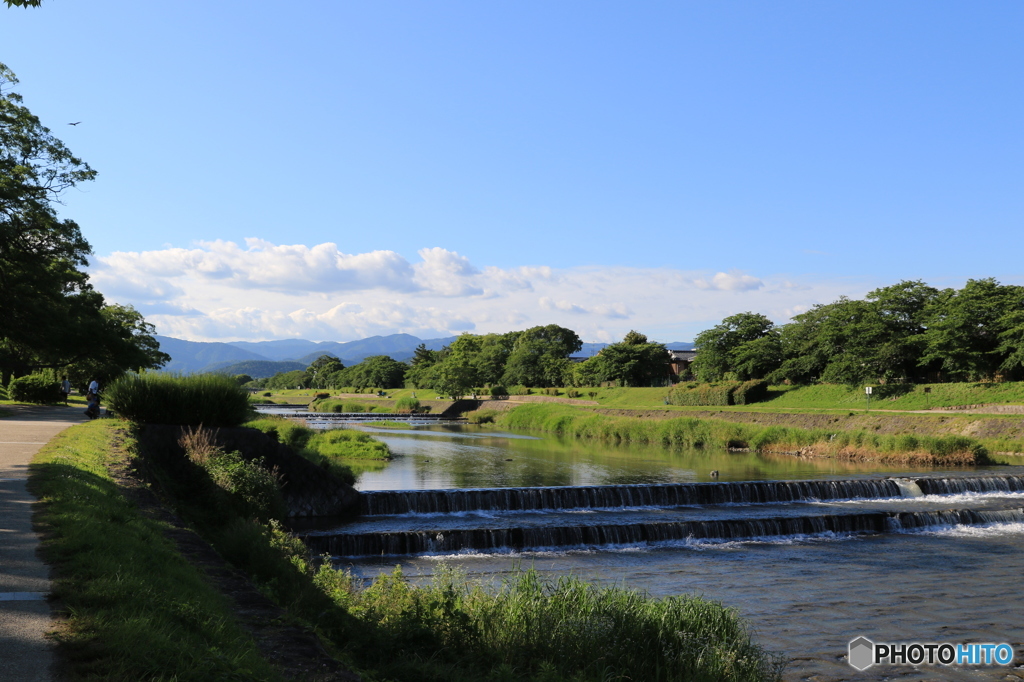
[[68, 121, 81, 126]]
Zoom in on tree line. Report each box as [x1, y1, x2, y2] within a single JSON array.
[[248, 326, 672, 396], [692, 278, 1024, 385], [1, 63, 168, 392]]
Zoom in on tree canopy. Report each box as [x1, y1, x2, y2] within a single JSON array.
[[0, 63, 167, 385], [694, 278, 1024, 385], [590, 331, 668, 387]]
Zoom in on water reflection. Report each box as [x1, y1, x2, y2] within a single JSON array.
[[349, 424, 1003, 491]]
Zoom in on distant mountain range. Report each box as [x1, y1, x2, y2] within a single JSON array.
[[155, 334, 694, 377]]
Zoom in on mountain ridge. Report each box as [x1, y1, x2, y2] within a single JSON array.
[[154, 334, 694, 375]]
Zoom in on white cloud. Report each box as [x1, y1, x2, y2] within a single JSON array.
[[693, 271, 764, 292], [413, 247, 483, 296], [89, 238, 878, 342]]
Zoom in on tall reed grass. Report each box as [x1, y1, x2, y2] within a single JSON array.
[[106, 373, 252, 426], [317, 564, 783, 681], [499, 404, 989, 463]]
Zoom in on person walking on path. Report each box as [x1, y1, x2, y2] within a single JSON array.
[[0, 404, 86, 682], [60, 377, 71, 406]]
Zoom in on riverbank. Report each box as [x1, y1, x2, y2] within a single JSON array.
[[496, 403, 993, 464], [30, 418, 784, 682]]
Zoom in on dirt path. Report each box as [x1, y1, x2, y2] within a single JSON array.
[[0, 405, 86, 682]]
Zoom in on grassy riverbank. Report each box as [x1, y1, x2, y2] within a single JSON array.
[[498, 403, 991, 464], [29, 420, 281, 681], [31, 418, 784, 681]]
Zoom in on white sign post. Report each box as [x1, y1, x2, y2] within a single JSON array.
[[865, 386, 872, 411]]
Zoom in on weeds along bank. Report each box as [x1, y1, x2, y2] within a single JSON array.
[[30, 420, 784, 681], [498, 403, 991, 464]]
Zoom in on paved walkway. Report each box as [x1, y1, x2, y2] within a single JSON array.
[[1, 405, 86, 682]]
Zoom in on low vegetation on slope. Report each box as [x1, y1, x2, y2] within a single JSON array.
[[498, 403, 991, 464], [29, 421, 280, 681]]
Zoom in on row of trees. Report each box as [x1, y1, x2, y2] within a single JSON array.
[[1, 63, 168, 390], [693, 279, 1024, 385], [252, 326, 672, 397]]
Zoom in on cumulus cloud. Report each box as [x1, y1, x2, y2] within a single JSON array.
[[693, 271, 764, 292], [413, 247, 483, 296], [89, 238, 877, 342]]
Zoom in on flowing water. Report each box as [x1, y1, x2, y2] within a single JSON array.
[[290, 421, 1024, 680]]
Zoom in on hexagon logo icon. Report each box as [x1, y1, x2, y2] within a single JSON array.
[[848, 637, 875, 671]]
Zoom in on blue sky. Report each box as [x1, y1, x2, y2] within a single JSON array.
[[3, 1, 1022, 343]]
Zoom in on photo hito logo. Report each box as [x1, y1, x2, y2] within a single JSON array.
[[849, 637, 1014, 671]]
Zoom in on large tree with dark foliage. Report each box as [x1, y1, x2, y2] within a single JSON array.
[[0, 63, 167, 384], [596, 330, 669, 387]]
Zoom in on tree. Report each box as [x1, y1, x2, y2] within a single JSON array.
[[405, 343, 440, 389], [265, 370, 306, 390], [5, 1, 45, 7], [63, 304, 170, 390], [303, 354, 344, 389], [920, 278, 1024, 380], [692, 313, 779, 382], [771, 298, 890, 386], [596, 331, 668, 387], [502, 324, 582, 387], [864, 280, 939, 382], [346, 355, 407, 390], [0, 63, 167, 384]]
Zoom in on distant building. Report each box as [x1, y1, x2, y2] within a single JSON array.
[[668, 349, 696, 383]]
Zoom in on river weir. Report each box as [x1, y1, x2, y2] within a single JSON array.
[[303, 476, 1024, 557], [297, 424, 1024, 680]]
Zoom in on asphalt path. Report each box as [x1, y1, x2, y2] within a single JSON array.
[[1, 405, 86, 682]]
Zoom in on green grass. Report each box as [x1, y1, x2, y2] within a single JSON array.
[[306, 428, 393, 459], [319, 564, 784, 682], [458, 381, 1024, 413], [498, 403, 991, 464], [761, 382, 1024, 411], [308, 397, 388, 413], [361, 420, 414, 429], [28, 420, 281, 681], [465, 408, 501, 424], [106, 373, 252, 426], [243, 417, 357, 484], [245, 417, 391, 459]]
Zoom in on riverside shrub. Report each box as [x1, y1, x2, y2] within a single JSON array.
[[106, 373, 251, 426], [666, 380, 769, 406], [305, 429, 392, 459], [394, 396, 420, 413], [732, 380, 769, 405], [8, 374, 62, 404], [667, 382, 736, 406]]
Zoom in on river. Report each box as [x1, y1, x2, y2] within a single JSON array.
[[297, 421, 1024, 681]]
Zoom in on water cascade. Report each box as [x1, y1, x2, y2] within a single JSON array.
[[304, 508, 1024, 557], [892, 478, 925, 497], [358, 475, 1024, 516]]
